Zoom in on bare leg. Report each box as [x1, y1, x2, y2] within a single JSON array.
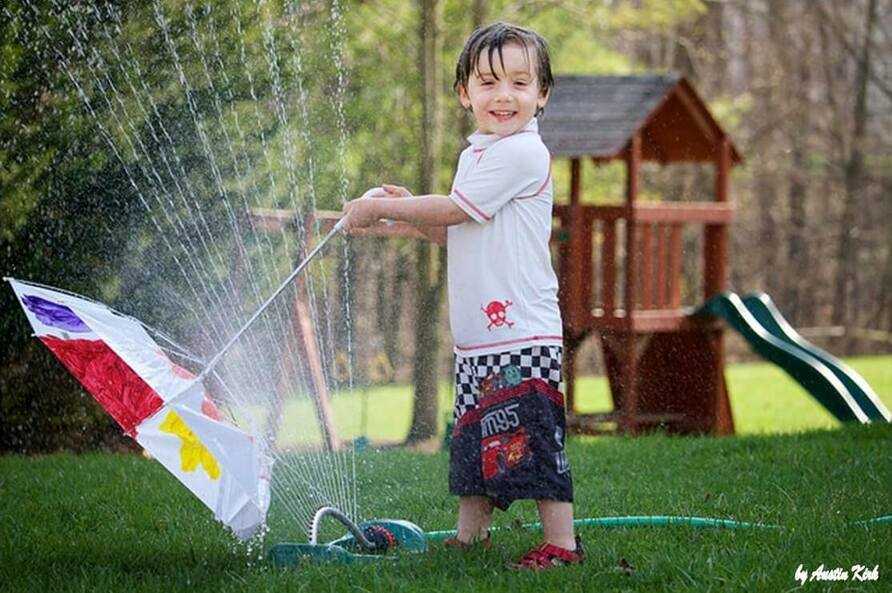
[[456, 495, 494, 542], [537, 500, 575, 550]]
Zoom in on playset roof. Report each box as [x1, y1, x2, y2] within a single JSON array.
[[539, 74, 742, 164]]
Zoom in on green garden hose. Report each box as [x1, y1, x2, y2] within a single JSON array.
[[423, 513, 891, 541]]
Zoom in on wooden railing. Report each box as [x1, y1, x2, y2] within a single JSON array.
[[552, 202, 733, 334]]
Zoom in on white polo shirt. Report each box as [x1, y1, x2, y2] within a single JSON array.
[[447, 117, 563, 358]]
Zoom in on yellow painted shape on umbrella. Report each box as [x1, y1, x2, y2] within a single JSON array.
[[159, 410, 221, 480]]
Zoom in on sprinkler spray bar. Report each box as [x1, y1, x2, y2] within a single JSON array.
[[196, 217, 347, 382], [309, 506, 375, 549]]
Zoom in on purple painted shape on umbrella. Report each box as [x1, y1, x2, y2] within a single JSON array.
[[21, 295, 91, 333]]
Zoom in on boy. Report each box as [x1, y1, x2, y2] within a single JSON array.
[[342, 22, 582, 570]]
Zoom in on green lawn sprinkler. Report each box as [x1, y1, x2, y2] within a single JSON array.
[[267, 506, 427, 567]]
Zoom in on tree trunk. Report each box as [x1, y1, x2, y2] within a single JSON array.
[[876, 174, 892, 332], [457, 0, 487, 142], [773, 0, 813, 324], [748, 3, 781, 297], [374, 241, 408, 375], [406, 0, 444, 443], [833, 0, 877, 330]]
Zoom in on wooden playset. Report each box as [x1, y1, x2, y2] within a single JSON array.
[[540, 74, 742, 436]]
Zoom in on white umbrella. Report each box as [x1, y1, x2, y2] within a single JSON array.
[[7, 278, 271, 540]]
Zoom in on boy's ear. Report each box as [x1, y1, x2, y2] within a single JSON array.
[[538, 86, 551, 109], [458, 84, 471, 110]]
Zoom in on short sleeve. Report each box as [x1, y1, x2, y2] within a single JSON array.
[[450, 137, 550, 223]]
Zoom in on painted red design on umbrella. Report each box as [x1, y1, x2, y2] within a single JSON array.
[[40, 336, 164, 435]]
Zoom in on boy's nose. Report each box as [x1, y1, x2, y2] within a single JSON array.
[[494, 87, 514, 102]]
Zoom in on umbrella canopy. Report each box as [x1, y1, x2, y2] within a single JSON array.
[[6, 278, 271, 540]]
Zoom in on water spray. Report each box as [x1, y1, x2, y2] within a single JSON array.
[[197, 217, 347, 382]]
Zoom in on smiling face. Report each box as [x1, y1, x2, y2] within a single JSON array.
[[458, 42, 550, 136]]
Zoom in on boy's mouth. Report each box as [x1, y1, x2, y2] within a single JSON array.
[[490, 110, 517, 122]]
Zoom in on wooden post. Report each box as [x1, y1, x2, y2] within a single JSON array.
[[640, 223, 654, 309], [704, 136, 730, 299], [564, 158, 585, 414], [290, 281, 340, 451], [621, 134, 641, 434], [656, 224, 668, 307], [668, 224, 683, 308], [705, 135, 734, 435], [618, 331, 639, 435], [601, 220, 616, 315], [624, 133, 641, 314], [269, 220, 340, 452], [565, 158, 592, 333], [570, 158, 581, 206]]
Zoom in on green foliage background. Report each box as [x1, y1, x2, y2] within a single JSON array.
[[1, 0, 758, 452]]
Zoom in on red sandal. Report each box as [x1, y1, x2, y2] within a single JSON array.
[[508, 536, 584, 570]]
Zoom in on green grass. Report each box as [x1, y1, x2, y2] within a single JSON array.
[[2, 425, 889, 592], [1, 356, 890, 592]]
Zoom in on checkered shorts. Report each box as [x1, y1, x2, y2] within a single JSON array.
[[453, 345, 563, 421]]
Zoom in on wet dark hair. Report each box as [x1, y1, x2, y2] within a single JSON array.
[[454, 22, 554, 116]]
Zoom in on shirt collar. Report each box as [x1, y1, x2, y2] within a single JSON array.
[[466, 116, 539, 150]]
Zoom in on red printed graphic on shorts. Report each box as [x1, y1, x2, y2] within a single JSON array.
[[481, 299, 514, 331], [481, 427, 530, 480]]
